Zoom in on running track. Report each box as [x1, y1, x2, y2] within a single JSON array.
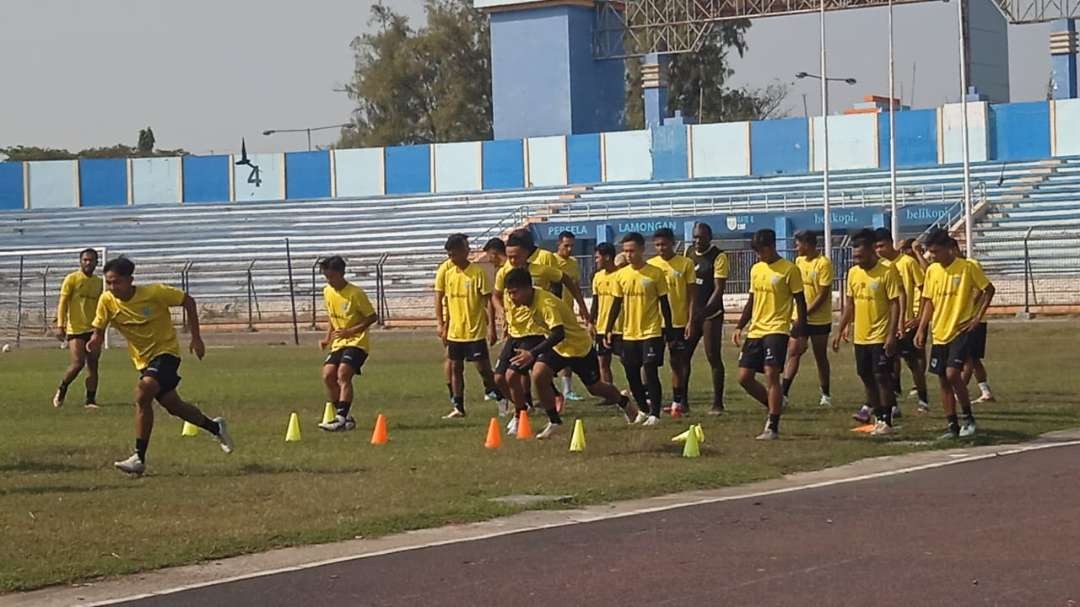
[[115, 444, 1080, 607]]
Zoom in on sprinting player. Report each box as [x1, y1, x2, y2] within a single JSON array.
[[833, 229, 902, 435], [733, 229, 807, 441], [647, 228, 696, 415], [318, 255, 379, 432], [436, 234, 507, 419], [504, 268, 645, 438], [781, 231, 833, 408], [53, 248, 104, 409], [86, 257, 233, 475], [893, 237, 931, 413], [688, 222, 730, 415], [604, 232, 674, 426], [554, 230, 585, 402], [590, 242, 623, 392], [954, 243, 995, 404], [915, 230, 995, 439]]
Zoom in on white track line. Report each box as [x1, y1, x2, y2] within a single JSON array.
[[87, 437, 1080, 606]]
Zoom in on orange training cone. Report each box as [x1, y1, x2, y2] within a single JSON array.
[[516, 410, 534, 440], [484, 417, 502, 449], [370, 413, 389, 445]]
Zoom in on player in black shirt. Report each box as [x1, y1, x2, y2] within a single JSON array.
[[687, 222, 730, 415]]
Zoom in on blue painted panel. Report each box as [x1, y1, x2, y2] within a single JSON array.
[[182, 155, 231, 204], [750, 118, 809, 175], [989, 101, 1051, 162], [28, 160, 78, 209], [335, 148, 384, 197], [490, 8, 571, 139], [234, 153, 284, 201], [0, 163, 24, 210], [434, 142, 482, 193], [650, 124, 688, 181], [385, 145, 431, 194], [566, 6, 624, 134], [131, 157, 180, 204], [482, 139, 525, 190], [79, 158, 128, 207], [566, 133, 601, 184], [285, 151, 331, 200], [1055, 98, 1080, 156], [878, 110, 938, 168]]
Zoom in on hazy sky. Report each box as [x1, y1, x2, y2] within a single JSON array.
[[0, 0, 1050, 155]]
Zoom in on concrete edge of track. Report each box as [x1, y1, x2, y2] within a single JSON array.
[[8, 428, 1080, 607]]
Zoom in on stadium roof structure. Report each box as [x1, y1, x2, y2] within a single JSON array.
[[593, 0, 1080, 58]]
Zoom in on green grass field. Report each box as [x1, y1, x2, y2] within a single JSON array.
[[2, 320, 1078, 592]]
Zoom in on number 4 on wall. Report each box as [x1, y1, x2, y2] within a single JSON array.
[[247, 165, 262, 187]]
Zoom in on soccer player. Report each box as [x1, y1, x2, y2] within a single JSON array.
[[781, 231, 833, 408], [86, 257, 233, 475], [688, 222, 730, 415], [647, 228, 696, 415], [915, 230, 995, 439], [318, 255, 379, 432], [891, 236, 931, 413], [504, 268, 645, 438], [434, 254, 455, 408], [733, 229, 807, 441], [833, 229, 902, 435], [53, 248, 104, 409], [554, 230, 586, 402], [953, 242, 995, 404], [604, 232, 674, 426], [436, 234, 507, 419], [590, 242, 623, 390]]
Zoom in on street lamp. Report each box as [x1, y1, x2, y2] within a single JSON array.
[[262, 123, 353, 152], [888, 0, 898, 242]]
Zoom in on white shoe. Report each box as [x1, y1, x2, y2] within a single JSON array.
[[496, 399, 511, 418], [319, 415, 354, 432], [114, 453, 145, 475], [442, 408, 466, 419], [483, 391, 496, 402], [870, 421, 895, 436], [213, 417, 234, 454], [52, 389, 65, 408], [632, 411, 649, 424], [536, 422, 561, 440], [959, 421, 977, 438], [565, 391, 585, 402], [973, 393, 995, 404], [641, 415, 661, 427], [819, 394, 832, 407], [506, 416, 519, 436], [917, 400, 931, 413], [891, 405, 903, 420], [908, 388, 919, 399], [755, 428, 779, 441]]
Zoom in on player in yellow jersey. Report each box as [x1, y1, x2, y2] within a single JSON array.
[[781, 231, 834, 409], [689, 222, 730, 415], [87, 257, 233, 475], [915, 230, 995, 439], [648, 228, 696, 416], [833, 229, 902, 435], [53, 248, 104, 409], [436, 234, 507, 419], [434, 256, 455, 408], [733, 229, 807, 440], [504, 268, 646, 438], [605, 232, 675, 426], [318, 256, 379, 432], [953, 241, 995, 404], [590, 242, 623, 389], [554, 230, 586, 402]]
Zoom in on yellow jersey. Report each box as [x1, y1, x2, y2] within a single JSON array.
[[647, 255, 696, 328], [528, 247, 560, 270], [592, 267, 623, 335], [923, 258, 990, 345], [846, 261, 902, 345], [435, 261, 491, 343], [93, 284, 185, 370], [610, 263, 669, 340], [747, 257, 804, 339], [58, 270, 103, 334], [793, 254, 833, 326], [434, 259, 451, 317], [324, 282, 376, 352], [495, 262, 563, 337], [892, 254, 925, 323], [529, 289, 591, 358], [555, 254, 581, 307]]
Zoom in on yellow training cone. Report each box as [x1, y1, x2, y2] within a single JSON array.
[[285, 412, 301, 442], [569, 419, 586, 452], [671, 424, 705, 444], [321, 402, 336, 425], [181, 421, 199, 437], [693, 424, 705, 444], [682, 423, 701, 458]]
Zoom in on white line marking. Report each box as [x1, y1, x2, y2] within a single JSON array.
[[87, 438, 1080, 606]]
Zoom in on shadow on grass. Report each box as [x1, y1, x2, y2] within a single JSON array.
[[0, 483, 135, 496], [227, 462, 368, 476], [0, 461, 96, 473]]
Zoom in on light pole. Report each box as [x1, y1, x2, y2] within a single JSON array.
[[954, 0, 974, 256], [262, 123, 353, 151], [888, 0, 898, 241]]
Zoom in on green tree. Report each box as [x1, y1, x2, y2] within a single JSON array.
[[339, 0, 491, 148]]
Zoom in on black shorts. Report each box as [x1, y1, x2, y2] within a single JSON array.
[[495, 336, 545, 375], [898, 327, 924, 357], [854, 344, 894, 378], [664, 327, 689, 353], [324, 347, 368, 374], [447, 340, 489, 363], [140, 354, 182, 397], [539, 348, 601, 387], [969, 322, 988, 359], [66, 331, 93, 342], [595, 334, 623, 358], [791, 323, 831, 338], [621, 336, 666, 368], [928, 333, 973, 376], [739, 334, 789, 373]]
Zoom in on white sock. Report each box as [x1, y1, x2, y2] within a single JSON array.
[[978, 381, 991, 395], [561, 376, 573, 394]]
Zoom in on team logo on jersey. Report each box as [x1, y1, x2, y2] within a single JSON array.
[[870, 280, 880, 290], [951, 276, 962, 286], [726, 216, 738, 231], [771, 275, 781, 285], [809, 271, 818, 280], [341, 302, 351, 313], [641, 278, 653, 288], [464, 279, 472, 288]]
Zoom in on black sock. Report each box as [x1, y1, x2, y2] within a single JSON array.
[[446, 383, 453, 399], [85, 390, 96, 404], [917, 388, 929, 403], [879, 406, 893, 426], [546, 408, 562, 425], [452, 395, 465, 413], [768, 414, 781, 432], [947, 414, 960, 434], [644, 364, 662, 416], [781, 378, 793, 396], [617, 394, 630, 410], [486, 387, 504, 401], [820, 386, 830, 398], [525, 393, 533, 408], [336, 401, 352, 418], [135, 438, 149, 462], [58, 382, 69, 395], [960, 404, 973, 418], [196, 416, 220, 435]]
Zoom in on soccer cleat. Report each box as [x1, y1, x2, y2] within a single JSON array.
[[852, 405, 873, 424], [442, 408, 466, 419], [536, 422, 561, 440], [84, 402, 100, 410], [755, 428, 779, 441], [959, 421, 977, 438], [632, 411, 649, 424], [870, 421, 895, 436], [343, 416, 357, 431], [707, 405, 725, 416], [213, 417, 234, 454], [819, 394, 832, 407], [114, 454, 146, 475], [892, 405, 903, 420], [670, 402, 687, 418], [565, 391, 585, 402], [973, 393, 995, 404], [641, 415, 661, 427], [483, 391, 497, 402], [917, 400, 931, 413], [52, 389, 65, 409], [497, 399, 511, 418], [506, 415, 519, 436], [318, 415, 354, 432], [938, 429, 960, 441], [908, 388, 919, 399]]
